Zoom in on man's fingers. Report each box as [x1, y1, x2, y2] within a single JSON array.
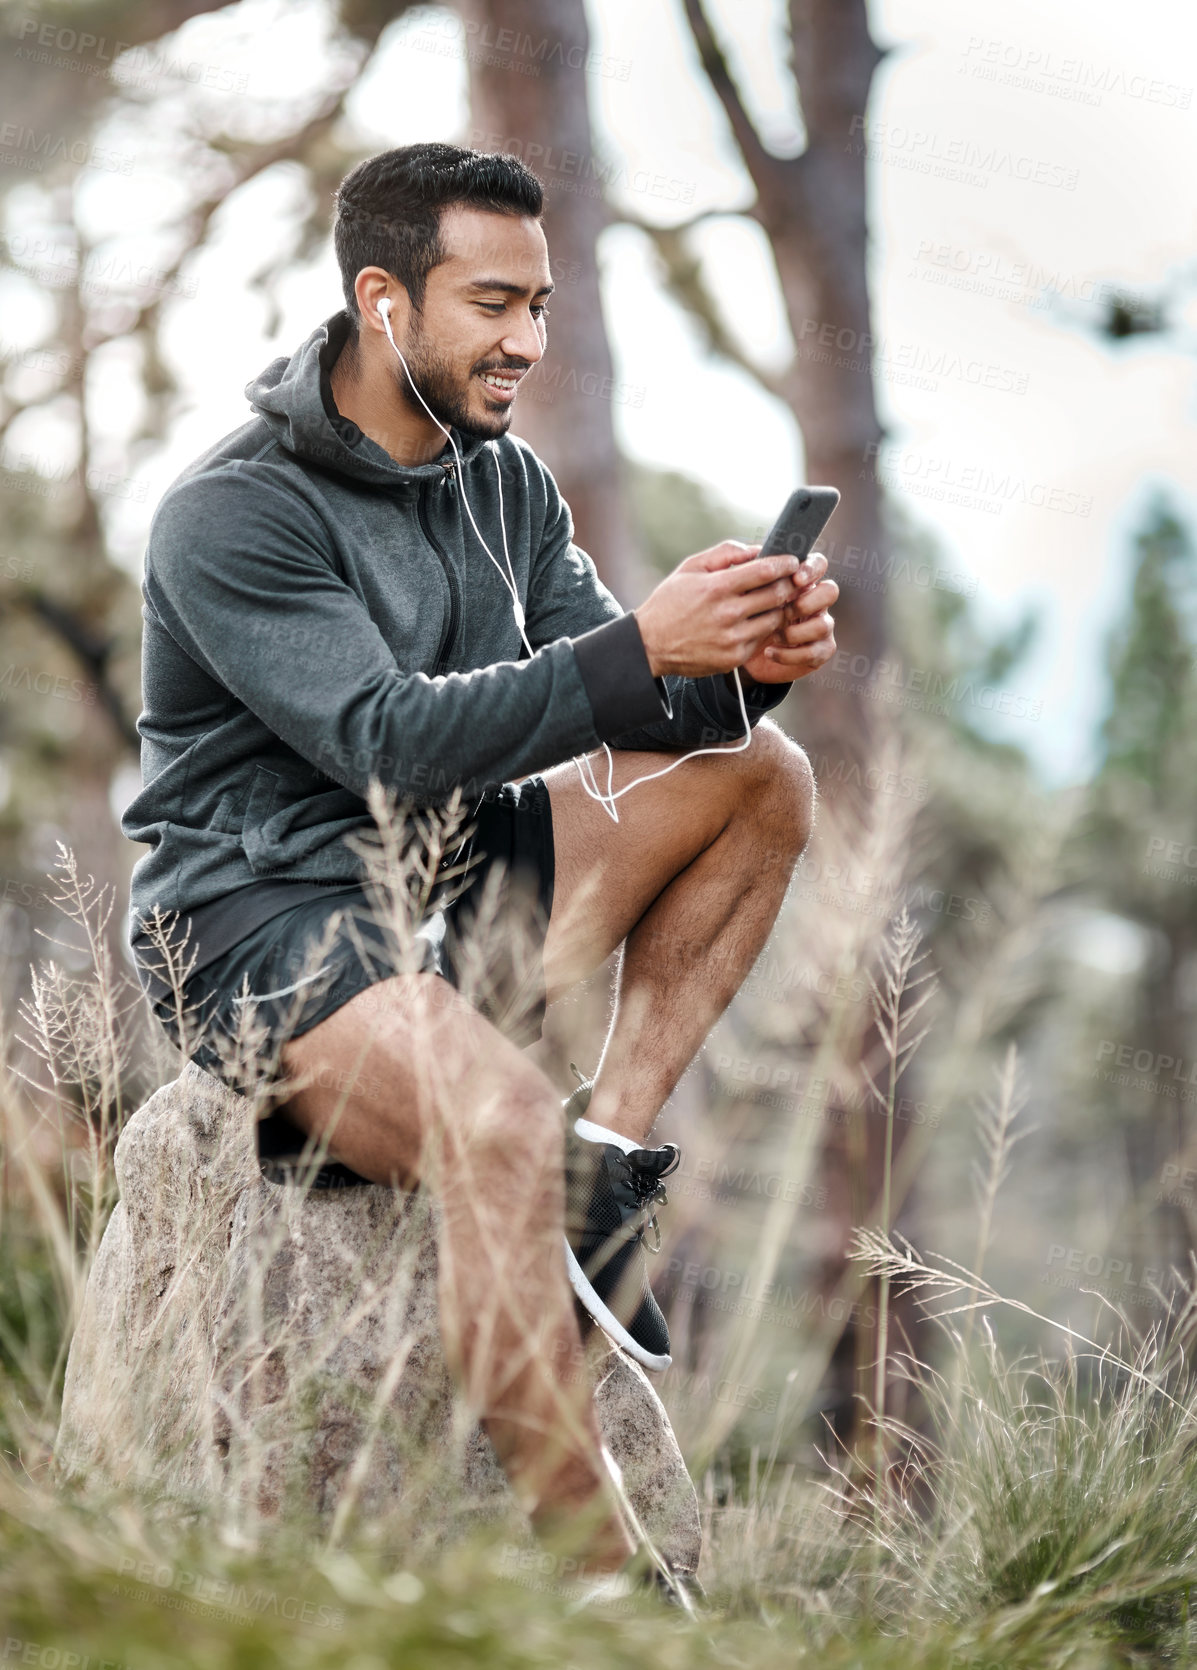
[[797, 552, 828, 584], [724, 553, 805, 593], [773, 610, 835, 647], [777, 580, 838, 626], [763, 637, 837, 669], [681, 540, 762, 573], [738, 607, 790, 652], [742, 573, 805, 620]]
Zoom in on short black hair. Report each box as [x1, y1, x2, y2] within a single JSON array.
[[333, 142, 544, 322]]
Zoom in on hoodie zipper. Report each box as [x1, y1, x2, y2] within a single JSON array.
[[418, 461, 461, 676], [423, 458, 486, 847]]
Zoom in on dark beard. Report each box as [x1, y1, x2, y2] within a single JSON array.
[[396, 322, 512, 441]]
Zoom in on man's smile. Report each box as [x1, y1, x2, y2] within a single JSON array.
[[477, 366, 527, 404]]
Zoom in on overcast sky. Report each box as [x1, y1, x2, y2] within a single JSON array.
[[4, 0, 1195, 785]]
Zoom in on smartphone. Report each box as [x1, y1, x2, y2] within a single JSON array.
[[759, 486, 840, 561]]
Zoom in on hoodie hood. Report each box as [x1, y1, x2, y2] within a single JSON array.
[[246, 309, 493, 488]]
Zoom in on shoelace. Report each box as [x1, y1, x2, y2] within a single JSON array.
[[566, 1064, 680, 1254], [619, 1145, 680, 1255]]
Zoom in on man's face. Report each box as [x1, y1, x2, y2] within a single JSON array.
[[395, 205, 553, 440]]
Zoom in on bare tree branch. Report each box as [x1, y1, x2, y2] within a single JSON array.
[[633, 220, 785, 400], [680, 0, 795, 206], [92, 87, 373, 353], [674, 0, 888, 729], [24, 592, 139, 750], [0, 0, 235, 185]]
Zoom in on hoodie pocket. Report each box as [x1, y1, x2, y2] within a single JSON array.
[[240, 765, 282, 875], [241, 768, 372, 877]]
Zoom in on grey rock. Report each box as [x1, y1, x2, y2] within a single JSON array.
[[56, 1061, 701, 1575]]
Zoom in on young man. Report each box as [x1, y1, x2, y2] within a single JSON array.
[[123, 142, 837, 1573]]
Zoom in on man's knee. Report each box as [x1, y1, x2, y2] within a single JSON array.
[[738, 719, 815, 860], [447, 1064, 565, 1182]]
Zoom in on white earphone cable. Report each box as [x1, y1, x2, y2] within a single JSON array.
[[378, 300, 753, 822]]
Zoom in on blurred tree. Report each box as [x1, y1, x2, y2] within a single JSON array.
[[0, 0, 231, 143], [1064, 498, 1197, 1278], [622, 0, 1043, 1455], [455, 0, 645, 601], [623, 460, 1048, 1461], [0, 0, 410, 983], [0, 0, 239, 976], [619, 0, 890, 760]]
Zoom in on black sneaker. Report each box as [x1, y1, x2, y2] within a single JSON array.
[[562, 1071, 680, 1373]]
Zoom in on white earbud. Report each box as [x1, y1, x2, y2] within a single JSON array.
[[372, 293, 751, 821]]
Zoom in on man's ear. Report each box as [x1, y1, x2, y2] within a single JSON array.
[[354, 267, 408, 335]]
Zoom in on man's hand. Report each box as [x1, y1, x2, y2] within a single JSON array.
[[634, 540, 806, 679], [739, 551, 838, 685]]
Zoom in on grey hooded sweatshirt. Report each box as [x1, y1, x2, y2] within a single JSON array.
[[122, 309, 788, 971]]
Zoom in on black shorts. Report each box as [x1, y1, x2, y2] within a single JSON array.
[[137, 777, 555, 1114]]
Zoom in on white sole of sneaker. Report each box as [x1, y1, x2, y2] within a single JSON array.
[[562, 1234, 672, 1373]]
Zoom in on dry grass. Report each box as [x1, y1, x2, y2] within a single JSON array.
[[1, 743, 1194, 1666]]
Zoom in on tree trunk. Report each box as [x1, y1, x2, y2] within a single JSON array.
[[662, 0, 888, 756], [672, 0, 925, 1466], [456, 0, 645, 602]]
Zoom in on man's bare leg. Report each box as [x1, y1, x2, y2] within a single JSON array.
[[276, 971, 633, 1571], [273, 717, 811, 1564], [541, 718, 815, 1143]]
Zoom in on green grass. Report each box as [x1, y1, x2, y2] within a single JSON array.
[[7, 1192, 1197, 1667], [0, 1472, 1184, 1669]]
